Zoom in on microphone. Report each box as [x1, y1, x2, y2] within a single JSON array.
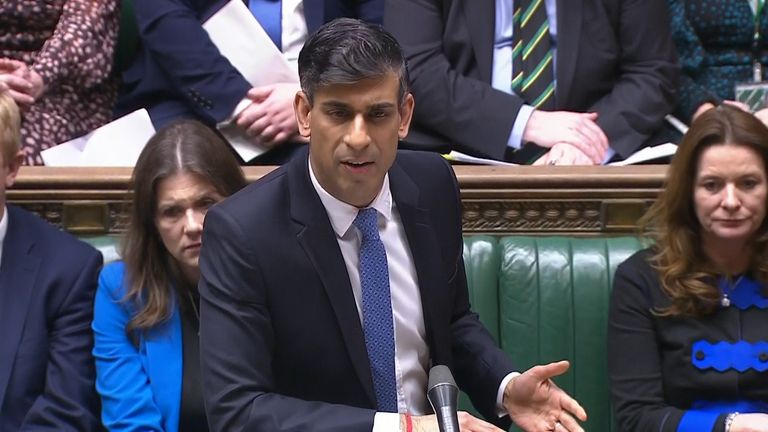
[[427, 365, 460, 432]]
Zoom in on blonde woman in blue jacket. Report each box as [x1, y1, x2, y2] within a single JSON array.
[[92, 120, 246, 431]]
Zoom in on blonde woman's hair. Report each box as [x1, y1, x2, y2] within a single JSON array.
[[0, 93, 20, 163]]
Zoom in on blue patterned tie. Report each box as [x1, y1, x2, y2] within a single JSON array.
[[353, 208, 397, 412], [249, 0, 282, 50]]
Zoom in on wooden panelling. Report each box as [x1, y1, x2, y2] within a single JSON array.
[[9, 165, 667, 235]]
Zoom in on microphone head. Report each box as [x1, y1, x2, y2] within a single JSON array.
[[428, 365, 457, 391]]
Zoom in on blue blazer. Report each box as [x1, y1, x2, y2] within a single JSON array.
[[93, 261, 183, 432], [0, 205, 103, 431], [115, 0, 384, 129]]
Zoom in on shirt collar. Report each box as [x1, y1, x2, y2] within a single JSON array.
[[308, 158, 392, 238]]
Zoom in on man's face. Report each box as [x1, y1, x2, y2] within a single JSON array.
[[295, 72, 414, 207], [0, 149, 22, 211]]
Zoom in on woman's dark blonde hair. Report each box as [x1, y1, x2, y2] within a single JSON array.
[[0, 93, 21, 163], [122, 120, 247, 333], [641, 105, 768, 316]]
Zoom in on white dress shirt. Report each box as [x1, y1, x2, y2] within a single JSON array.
[[281, 0, 308, 72], [309, 161, 430, 430], [309, 161, 517, 430], [492, 0, 558, 151], [493, 0, 615, 162]]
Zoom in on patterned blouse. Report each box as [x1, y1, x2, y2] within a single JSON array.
[[0, 0, 119, 165], [668, 0, 768, 122]]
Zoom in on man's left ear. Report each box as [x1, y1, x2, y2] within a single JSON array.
[[5, 151, 23, 188], [295, 91, 312, 138], [398, 93, 415, 140]]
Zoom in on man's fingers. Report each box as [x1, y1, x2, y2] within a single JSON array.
[[563, 143, 598, 165], [559, 391, 588, 422], [0, 74, 32, 92], [563, 136, 601, 164], [575, 118, 609, 151], [236, 103, 266, 128], [532, 152, 549, 165], [557, 410, 586, 432], [528, 360, 570, 381], [0, 58, 25, 72], [457, 411, 505, 431], [7, 89, 34, 106], [247, 86, 273, 102], [245, 117, 269, 139]]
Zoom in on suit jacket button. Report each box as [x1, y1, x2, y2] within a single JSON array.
[[695, 350, 705, 361], [759, 352, 768, 362]]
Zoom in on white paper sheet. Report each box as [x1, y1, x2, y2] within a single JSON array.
[[203, 0, 300, 161], [203, 0, 298, 87], [41, 109, 155, 167], [444, 151, 518, 166], [609, 142, 678, 166], [445, 142, 677, 167]]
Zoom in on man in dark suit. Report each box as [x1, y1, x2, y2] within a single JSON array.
[[199, 18, 586, 432], [384, 0, 680, 165], [115, 0, 383, 163], [0, 95, 103, 430]]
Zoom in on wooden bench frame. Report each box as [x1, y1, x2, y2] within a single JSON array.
[[9, 165, 666, 236]]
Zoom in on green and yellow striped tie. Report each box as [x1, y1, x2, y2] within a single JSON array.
[[512, 0, 554, 110]]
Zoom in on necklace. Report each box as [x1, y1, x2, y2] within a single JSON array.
[[721, 274, 746, 307]]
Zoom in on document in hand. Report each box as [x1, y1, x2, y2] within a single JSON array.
[[203, 0, 300, 162], [41, 109, 155, 167]]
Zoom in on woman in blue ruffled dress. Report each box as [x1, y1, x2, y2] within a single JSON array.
[[608, 105, 768, 431]]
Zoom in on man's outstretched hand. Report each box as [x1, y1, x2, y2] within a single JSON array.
[[503, 361, 587, 432]]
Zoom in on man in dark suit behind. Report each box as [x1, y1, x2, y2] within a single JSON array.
[[199, 18, 586, 432], [0, 94, 103, 430], [115, 0, 383, 163], [384, 0, 680, 165]]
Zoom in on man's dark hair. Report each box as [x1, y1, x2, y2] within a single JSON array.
[[298, 18, 410, 105]]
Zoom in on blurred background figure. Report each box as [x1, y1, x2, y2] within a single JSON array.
[[115, 0, 382, 164], [385, 0, 679, 165], [669, 0, 768, 125], [608, 105, 768, 431], [0, 0, 120, 165], [0, 93, 103, 431], [92, 120, 247, 431]]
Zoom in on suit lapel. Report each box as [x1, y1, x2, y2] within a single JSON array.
[[0, 207, 40, 411], [554, 0, 582, 106], [388, 163, 447, 362], [461, 0, 496, 83], [287, 154, 377, 407]]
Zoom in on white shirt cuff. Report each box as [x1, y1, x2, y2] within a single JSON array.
[[508, 105, 535, 150], [216, 97, 252, 128], [495, 371, 521, 417], [372, 412, 401, 432], [601, 147, 616, 165]]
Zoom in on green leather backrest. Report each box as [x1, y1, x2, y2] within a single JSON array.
[[462, 236, 643, 432], [78, 232, 643, 430]]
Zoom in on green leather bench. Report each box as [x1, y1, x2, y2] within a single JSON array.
[[462, 235, 643, 432], [81, 234, 643, 430]]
